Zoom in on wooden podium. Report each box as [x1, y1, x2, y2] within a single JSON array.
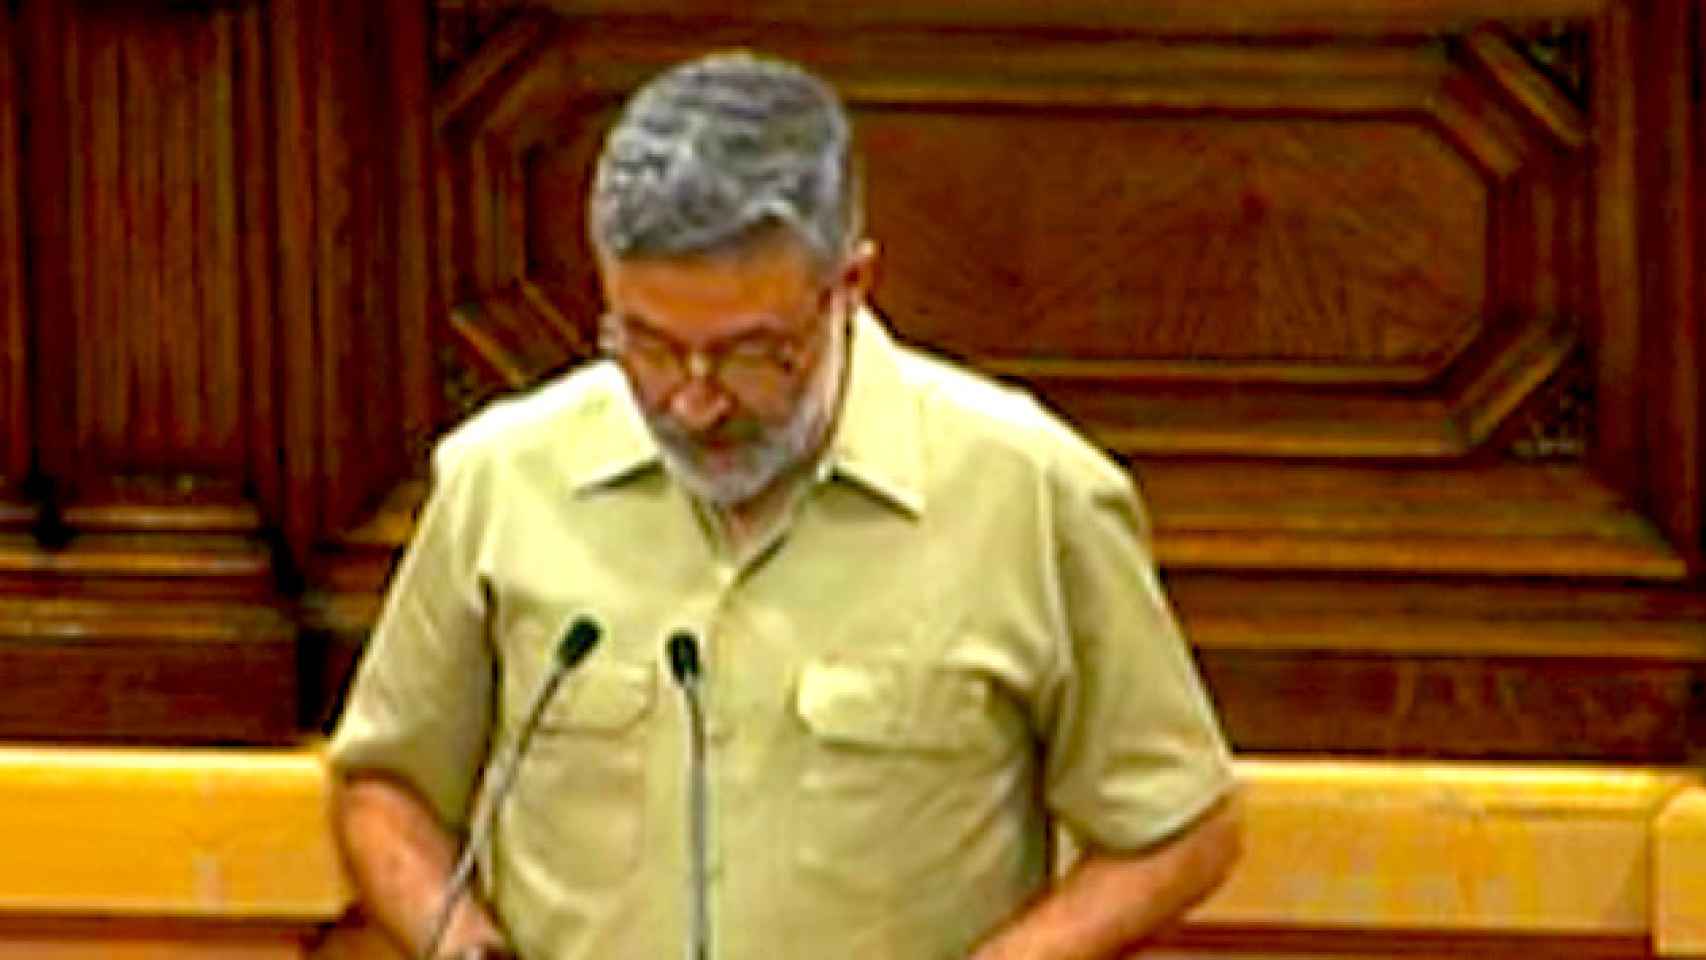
[[0, 747, 1701, 959]]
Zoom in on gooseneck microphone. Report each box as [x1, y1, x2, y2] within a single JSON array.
[[667, 630, 710, 960], [418, 617, 603, 960]]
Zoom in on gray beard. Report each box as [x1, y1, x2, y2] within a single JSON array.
[[644, 310, 847, 508], [648, 392, 825, 507]]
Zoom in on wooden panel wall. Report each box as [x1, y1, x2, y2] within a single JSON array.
[[411, 0, 1706, 762], [0, 0, 1700, 760], [0, 0, 434, 741]]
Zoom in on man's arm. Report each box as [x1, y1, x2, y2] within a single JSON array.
[[969, 793, 1241, 960], [331, 771, 512, 959]]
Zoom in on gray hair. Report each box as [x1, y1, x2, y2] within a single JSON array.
[[589, 51, 859, 268]]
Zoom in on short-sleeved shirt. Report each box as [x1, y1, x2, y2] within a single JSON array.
[[328, 308, 1234, 960]]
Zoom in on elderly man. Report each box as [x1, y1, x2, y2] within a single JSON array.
[[329, 51, 1239, 960]]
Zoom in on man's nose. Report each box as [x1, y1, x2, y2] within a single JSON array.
[[668, 374, 732, 432]]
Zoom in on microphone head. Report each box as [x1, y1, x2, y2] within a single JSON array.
[[557, 617, 602, 671], [667, 630, 701, 685]]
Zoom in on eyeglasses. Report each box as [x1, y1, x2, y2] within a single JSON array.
[[601, 285, 839, 402]]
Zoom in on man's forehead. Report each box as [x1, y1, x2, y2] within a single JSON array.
[[599, 238, 822, 338]]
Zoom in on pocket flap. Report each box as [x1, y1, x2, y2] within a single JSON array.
[[794, 657, 994, 751], [795, 658, 905, 747], [541, 661, 656, 733]]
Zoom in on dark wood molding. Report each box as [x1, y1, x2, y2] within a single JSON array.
[[0, 597, 297, 743], [1150, 924, 1648, 959], [0, 1, 28, 486], [436, 0, 1615, 36]]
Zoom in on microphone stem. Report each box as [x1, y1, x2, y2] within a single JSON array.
[[682, 678, 710, 960], [419, 665, 571, 960]]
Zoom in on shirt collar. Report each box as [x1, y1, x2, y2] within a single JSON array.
[[562, 363, 662, 494], [566, 307, 926, 518], [824, 307, 925, 517]]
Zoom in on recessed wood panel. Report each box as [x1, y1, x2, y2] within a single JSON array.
[[66, 9, 245, 476], [863, 114, 1487, 370], [492, 25, 1584, 460]]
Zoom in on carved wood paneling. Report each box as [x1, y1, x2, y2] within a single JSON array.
[[0, 0, 435, 742], [14, 0, 1692, 755], [272, 0, 436, 566], [432, 3, 521, 82], [395, 0, 1706, 766], [1513, 20, 1591, 104], [431, 13, 1643, 554], [872, 117, 1486, 370]]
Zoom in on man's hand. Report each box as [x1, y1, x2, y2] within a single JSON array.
[[968, 793, 1241, 960], [331, 771, 513, 959]]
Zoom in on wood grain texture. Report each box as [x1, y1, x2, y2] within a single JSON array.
[[1590, 4, 1642, 495], [56, 8, 248, 477], [205, 12, 242, 466], [0, 0, 28, 484], [311, 0, 355, 532], [1200, 649, 1695, 761], [864, 116, 1486, 370], [388, 0, 438, 462], [1143, 461, 1685, 579], [1640, 0, 1703, 570], [0, 598, 294, 743], [273, 0, 323, 555]]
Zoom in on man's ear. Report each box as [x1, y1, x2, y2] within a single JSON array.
[[842, 239, 879, 303]]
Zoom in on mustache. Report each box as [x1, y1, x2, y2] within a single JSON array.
[[649, 415, 766, 447]]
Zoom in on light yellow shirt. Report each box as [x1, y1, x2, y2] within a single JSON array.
[[328, 309, 1235, 960]]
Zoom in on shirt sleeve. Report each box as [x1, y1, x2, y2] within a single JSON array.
[[325, 444, 495, 829], [1037, 456, 1236, 853]]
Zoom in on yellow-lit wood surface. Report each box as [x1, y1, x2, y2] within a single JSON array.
[[1656, 787, 1706, 956], [1198, 762, 1695, 935], [0, 746, 347, 918], [0, 747, 1703, 957]]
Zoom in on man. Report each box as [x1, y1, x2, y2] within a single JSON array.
[[329, 51, 1239, 960]]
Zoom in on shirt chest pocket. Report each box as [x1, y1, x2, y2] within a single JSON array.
[[494, 659, 657, 887], [790, 656, 1022, 895], [794, 656, 1006, 754], [536, 660, 656, 733]]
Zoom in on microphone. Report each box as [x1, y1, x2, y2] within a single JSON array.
[[418, 617, 603, 960], [667, 630, 710, 960], [667, 630, 701, 687]]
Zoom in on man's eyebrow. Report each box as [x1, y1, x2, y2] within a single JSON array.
[[615, 312, 794, 347]]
